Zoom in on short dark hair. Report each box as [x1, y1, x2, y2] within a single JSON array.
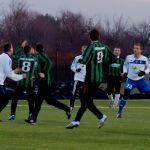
[[89, 29, 100, 41], [36, 43, 44, 54], [24, 45, 31, 54], [134, 43, 143, 49], [114, 47, 121, 50], [3, 43, 12, 52]]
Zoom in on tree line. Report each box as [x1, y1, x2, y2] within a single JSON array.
[[0, 0, 150, 82]]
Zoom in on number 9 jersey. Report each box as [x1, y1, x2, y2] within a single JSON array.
[[17, 54, 41, 88], [80, 42, 116, 83]]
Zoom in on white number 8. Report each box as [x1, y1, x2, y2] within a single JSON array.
[[22, 62, 31, 72], [97, 51, 103, 63]]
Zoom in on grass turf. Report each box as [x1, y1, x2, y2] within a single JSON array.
[[0, 100, 150, 150]]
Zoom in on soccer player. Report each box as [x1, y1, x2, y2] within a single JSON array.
[[8, 45, 43, 121], [70, 45, 87, 111], [107, 47, 124, 108], [117, 43, 150, 118], [26, 44, 71, 124], [0, 43, 26, 116], [66, 29, 116, 129]]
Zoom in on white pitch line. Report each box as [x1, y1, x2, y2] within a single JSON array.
[[6, 105, 150, 109]]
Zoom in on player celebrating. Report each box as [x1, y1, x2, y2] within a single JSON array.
[[66, 29, 116, 129], [107, 47, 124, 108], [117, 43, 150, 118], [0, 43, 26, 116], [8, 45, 43, 121], [26, 44, 71, 124], [70, 45, 87, 111]]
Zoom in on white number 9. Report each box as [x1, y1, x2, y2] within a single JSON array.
[[97, 51, 103, 63]]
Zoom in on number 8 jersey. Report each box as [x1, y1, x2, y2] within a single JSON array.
[[17, 54, 40, 88], [80, 42, 116, 83]]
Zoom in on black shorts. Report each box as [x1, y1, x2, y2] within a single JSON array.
[[107, 76, 122, 94]]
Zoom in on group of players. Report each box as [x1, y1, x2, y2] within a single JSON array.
[[0, 41, 71, 125], [0, 29, 150, 129]]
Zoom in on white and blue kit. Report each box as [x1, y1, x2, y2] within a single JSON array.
[[124, 54, 150, 92], [70, 55, 86, 108], [118, 54, 150, 115], [0, 53, 23, 112]]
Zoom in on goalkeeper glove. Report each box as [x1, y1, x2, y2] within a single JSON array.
[[124, 73, 128, 79], [138, 71, 145, 77], [76, 68, 81, 72]]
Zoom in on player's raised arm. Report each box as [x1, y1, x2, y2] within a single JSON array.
[[13, 41, 28, 61]]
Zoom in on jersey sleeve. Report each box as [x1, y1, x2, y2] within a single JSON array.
[[121, 59, 125, 73], [123, 57, 128, 73], [5, 58, 23, 81], [71, 57, 77, 72], [145, 58, 150, 74], [46, 54, 52, 72], [106, 46, 116, 64], [33, 57, 40, 79]]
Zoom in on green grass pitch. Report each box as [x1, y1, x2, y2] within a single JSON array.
[[0, 100, 150, 150]]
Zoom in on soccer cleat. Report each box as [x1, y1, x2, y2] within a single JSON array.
[[25, 119, 36, 125], [66, 121, 80, 129], [66, 110, 71, 120], [8, 115, 15, 121], [117, 113, 122, 118], [98, 115, 107, 128]]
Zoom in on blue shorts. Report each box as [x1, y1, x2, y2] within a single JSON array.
[[125, 78, 150, 93]]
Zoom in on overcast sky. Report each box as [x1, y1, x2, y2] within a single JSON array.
[[1, 0, 150, 23]]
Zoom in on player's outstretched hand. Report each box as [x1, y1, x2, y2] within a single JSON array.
[[38, 73, 45, 78], [14, 68, 22, 73], [76, 68, 81, 72], [30, 77, 36, 81], [22, 74, 26, 79], [21, 40, 28, 48], [138, 71, 145, 77]]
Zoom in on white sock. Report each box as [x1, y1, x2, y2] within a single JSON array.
[[107, 94, 114, 101], [114, 94, 120, 102]]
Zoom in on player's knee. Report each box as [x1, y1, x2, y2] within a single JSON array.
[[45, 98, 55, 105]]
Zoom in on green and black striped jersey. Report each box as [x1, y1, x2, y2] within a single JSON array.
[[17, 54, 40, 88], [108, 57, 124, 77], [80, 41, 116, 83], [13, 47, 24, 61], [37, 52, 52, 85]]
